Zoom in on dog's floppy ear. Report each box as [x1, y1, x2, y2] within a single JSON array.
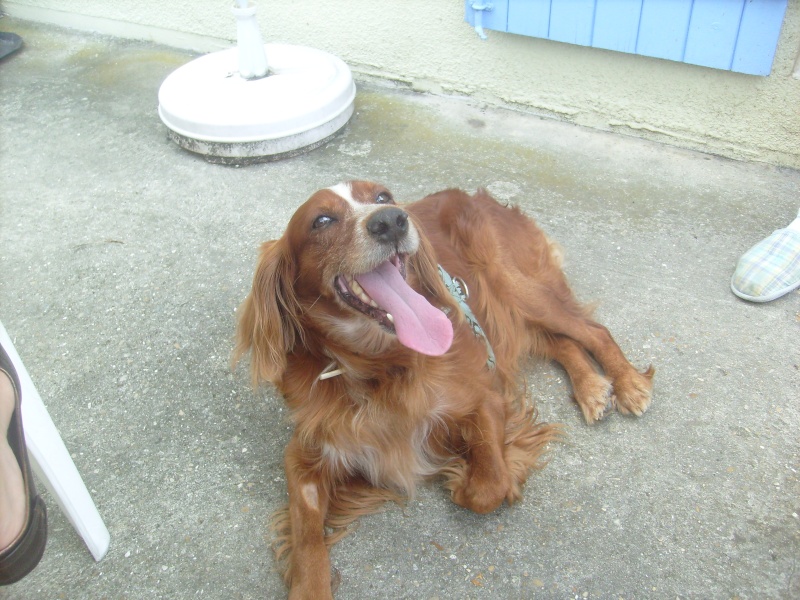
[[233, 238, 301, 387]]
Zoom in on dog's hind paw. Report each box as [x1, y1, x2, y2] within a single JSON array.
[[573, 374, 614, 424], [613, 365, 655, 416]]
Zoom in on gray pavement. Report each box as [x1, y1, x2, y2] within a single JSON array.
[[1, 19, 798, 600]]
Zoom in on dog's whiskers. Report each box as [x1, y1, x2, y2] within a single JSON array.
[[306, 294, 323, 312]]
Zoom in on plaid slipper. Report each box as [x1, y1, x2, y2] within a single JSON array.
[[731, 210, 800, 302]]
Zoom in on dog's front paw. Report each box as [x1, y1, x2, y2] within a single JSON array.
[[289, 583, 334, 600], [613, 365, 655, 416], [451, 468, 510, 514], [287, 558, 335, 600]]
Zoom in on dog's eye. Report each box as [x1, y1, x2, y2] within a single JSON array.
[[312, 215, 335, 230], [375, 192, 394, 204]]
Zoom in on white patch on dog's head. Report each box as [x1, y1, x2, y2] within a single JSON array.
[[327, 182, 358, 208]]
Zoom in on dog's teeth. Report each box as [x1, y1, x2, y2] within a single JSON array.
[[386, 313, 394, 323], [350, 279, 378, 306], [354, 285, 370, 304], [362, 294, 376, 306]]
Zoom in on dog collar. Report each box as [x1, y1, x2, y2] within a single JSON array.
[[437, 265, 496, 370]]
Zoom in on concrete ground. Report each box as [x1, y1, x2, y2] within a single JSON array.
[[1, 19, 798, 600]]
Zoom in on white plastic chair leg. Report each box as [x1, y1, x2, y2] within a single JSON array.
[[0, 321, 110, 561]]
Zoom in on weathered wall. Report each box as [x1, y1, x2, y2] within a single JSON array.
[[4, 0, 799, 169]]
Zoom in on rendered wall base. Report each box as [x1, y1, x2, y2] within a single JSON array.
[[2, 0, 798, 170]]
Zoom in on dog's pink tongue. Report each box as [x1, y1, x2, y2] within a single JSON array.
[[355, 261, 453, 356]]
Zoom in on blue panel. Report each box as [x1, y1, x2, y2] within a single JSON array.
[[593, 0, 643, 53], [464, 0, 509, 34], [549, 0, 596, 45], [507, 0, 551, 38], [684, 0, 744, 70], [732, 0, 788, 76], [636, 0, 693, 61], [467, 0, 787, 77]]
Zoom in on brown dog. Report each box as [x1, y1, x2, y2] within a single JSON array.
[[234, 181, 653, 599]]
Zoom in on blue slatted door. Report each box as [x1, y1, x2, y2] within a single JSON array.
[[464, 0, 788, 76]]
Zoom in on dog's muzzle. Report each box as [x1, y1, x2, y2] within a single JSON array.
[[366, 206, 409, 245]]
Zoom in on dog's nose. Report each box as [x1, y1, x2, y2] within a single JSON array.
[[366, 207, 409, 244]]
